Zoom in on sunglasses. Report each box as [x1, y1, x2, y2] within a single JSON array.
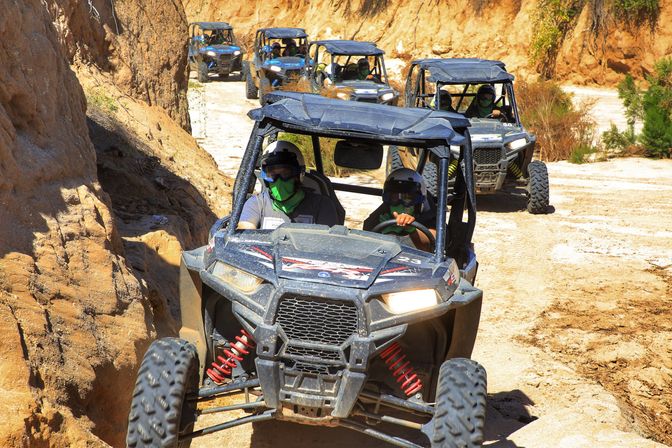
[[383, 191, 423, 207], [261, 164, 301, 182]]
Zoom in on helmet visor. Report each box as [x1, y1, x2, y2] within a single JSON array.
[[261, 164, 301, 182], [383, 191, 424, 207]]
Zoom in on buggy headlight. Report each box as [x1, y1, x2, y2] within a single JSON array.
[[211, 262, 262, 293], [507, 138, 527, 150], [206, 51, 216, 57], [380, 92, 395, 102], [336, 91, 350, 100], [233, 50, 241, 56], [269, 65, 282, 73], [381, 289, 439, 314]]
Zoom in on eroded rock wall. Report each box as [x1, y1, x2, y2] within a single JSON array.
[[48, 0, 191, 129], [183, 0, 672, 85], [0, 0, 151, 446]]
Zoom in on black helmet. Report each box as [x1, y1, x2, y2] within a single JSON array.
[[476, 84, 496, 102]]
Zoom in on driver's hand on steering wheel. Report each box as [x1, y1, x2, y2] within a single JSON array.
[[392, 212, 416, 227], [491, 109, 502, 118]]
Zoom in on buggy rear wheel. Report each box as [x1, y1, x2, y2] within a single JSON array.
[[197, 61, 209, 83], [127, 337, 199, 448], [245, 63, 258, 99], [527, 160, 549, 214], [431, 358, 487, 448]]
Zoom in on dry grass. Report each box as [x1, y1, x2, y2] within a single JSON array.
[[517, 80, 597, 162]]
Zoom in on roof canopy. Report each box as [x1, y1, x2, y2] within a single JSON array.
[[248, 92, 469, 150], [312, 40, 384, 56], [413, 58, 514, 84], [190, 22, 232, 30], [260, 28, 308, 39]]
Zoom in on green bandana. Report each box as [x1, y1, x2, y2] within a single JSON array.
[[477, 98, 494, 118], [379, 205, 416, 235], [269, 178, 305, 215]]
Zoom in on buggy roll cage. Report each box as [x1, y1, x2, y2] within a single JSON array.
[[308, 40, 390, 84], [406, 58, 522, 125], [227, 92, 477, 263]]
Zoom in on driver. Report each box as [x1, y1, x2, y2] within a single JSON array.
[[357, 58, 380, 81], [430, 89, 456, 112], [465, 84, 503, 119], [271, 42, 282, 58], [363, 168, 436, 251], [282, 38, 298, 56], [238, 141, 339, 230]]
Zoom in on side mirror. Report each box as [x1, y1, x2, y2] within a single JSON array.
[[334, 141, 383, 170]]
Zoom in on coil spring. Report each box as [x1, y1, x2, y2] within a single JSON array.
[[379, 341, 423, 396], [508, 161, 524, 179], [206, 329, 255, 385], [448, 159, 459, 179]]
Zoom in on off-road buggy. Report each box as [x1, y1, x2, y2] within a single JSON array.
[[306, 40, 399, 105], [244, 28, 309, 104], [402, 58, 549, 214], [126, 92, 487, 448], [188, 22, 244, 83]]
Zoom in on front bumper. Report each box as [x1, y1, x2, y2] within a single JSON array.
[[198, 266, 481, 423], [205, 54, 243, 73]]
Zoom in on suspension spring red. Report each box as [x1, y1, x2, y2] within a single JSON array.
[[379, 341, 423, 396], [206, 329, 256, 385]]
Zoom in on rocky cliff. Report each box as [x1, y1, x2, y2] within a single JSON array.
[[0, 0, 230, 445], [183, 0, 672, 85], [0, 1, 150, 445]]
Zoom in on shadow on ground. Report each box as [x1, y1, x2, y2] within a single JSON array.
[[476, 190, 554, 215], [242, 389, 536, 447]]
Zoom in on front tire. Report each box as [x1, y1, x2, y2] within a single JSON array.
[[431, 358, 487, 448], [527, 160, 549, 214], [197, 61, 209, 83], [245, 64, 258, 99], [127, 338, 199, 448]]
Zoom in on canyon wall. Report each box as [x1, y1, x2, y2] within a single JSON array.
[[184, 0, 672, 85]]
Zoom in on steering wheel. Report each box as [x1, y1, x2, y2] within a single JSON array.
[[371, 219, 436, 252]]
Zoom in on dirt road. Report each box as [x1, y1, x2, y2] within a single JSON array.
[[187, 78, 671, 447]]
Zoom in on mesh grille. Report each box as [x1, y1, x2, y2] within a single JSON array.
[[276, 297, 358, 346], [289, 361, 330, 375], [285, 345, 341, 361], [474, 148, 503, 166]]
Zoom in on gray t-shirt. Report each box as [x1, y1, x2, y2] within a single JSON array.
[[240, 189, 339, 229]]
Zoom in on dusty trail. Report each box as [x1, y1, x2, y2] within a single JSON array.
[[187, 77, 671, 447]]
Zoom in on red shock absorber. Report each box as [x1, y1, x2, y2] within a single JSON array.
[[206, 329, 256, 385], [379, 341, 423, 396]]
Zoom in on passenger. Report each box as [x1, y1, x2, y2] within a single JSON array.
[[363, 168, 437, 251], [465, 84, 503, 119], [430, 90, 456, 112], [238, 141, 339, 230], [271, 42, 282, 59], [282, 38, 298, 57]]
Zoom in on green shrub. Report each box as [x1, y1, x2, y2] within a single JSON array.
[[602, 123, 637, 151], [639, 58, 672, 158], [86, 88, 118, 113], [530, 0, 583, 73], [613, 0, 659, 23], [569, 144, 597, 164]]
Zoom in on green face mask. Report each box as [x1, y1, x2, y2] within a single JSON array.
[[269, 177, 296, 202], [269, 178, 305, 215]]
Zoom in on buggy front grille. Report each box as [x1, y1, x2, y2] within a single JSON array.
[[276, 296, 359, 346], [474, 148, 503, 166]]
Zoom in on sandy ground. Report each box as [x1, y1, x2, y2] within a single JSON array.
[[187, 77, 671, 447]]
